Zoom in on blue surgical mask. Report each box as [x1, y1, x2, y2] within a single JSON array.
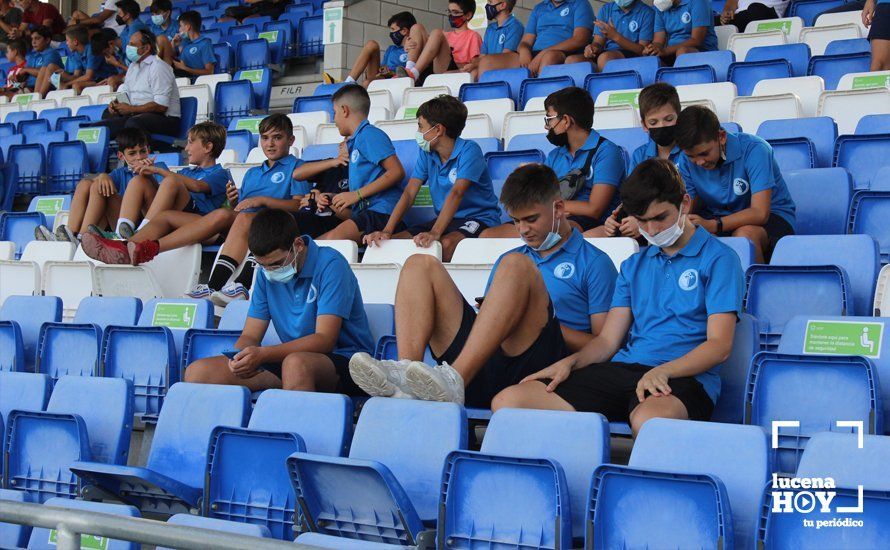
[[151, 14, 165, 25], [614, 0, 634, 8], [125, 44, 140, 63], [415, 126, 438, 153], [263, 246, 299, 284], [527, 203, 563, 252]]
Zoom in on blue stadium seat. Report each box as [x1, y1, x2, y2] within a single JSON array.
[[485, 149, 546, 181], [7, 144, 45, 195], [6, 109, 35, 128], [0, 320, 24, 372], [5, 376, 133, 502], [295, 533, 405, 548], [57, 115, 89, 138], [72, 125, 110, 173], [294, 94, 334, 119], [287, 398, 467, 545], [202, 27, 222, 44], [849, 191, 890, 263], [539, 62, 593, 88], [0, 489, 33, 547], [714, 313, 760, 425], [71, 383, 251, 515], [602, 55, 659, 86], [0, 132, 22, 162], [37, 107, 70, 132], [808, 52, 871, 90], [297, 15, 323, 57], [506, 132, 556, 155], [234, 68, 272, 111], [151, 97, 199, 147], [824, 37, 871, 56], [459, 81, 511, 103], [204, 391, 353, 539], [718, 237, 755, 272], [314, 82, 346, 97], [162, 514, 272, 546], [745, 43, 811, 78], [756, 116, 837, 168], [235, 38, 270, 71], [259, 23, 288, 64], [856, 114, 890, 135], [180, 328, 239, 374], [224, 128, 253, 162], [728, 59, 793, 96], [600, 127, 648, 163], [153, 152, 181, 166], [364, 303, 394, 347], [480, 67, 530, 103], [214, 79, 254, 127], [745, 353, 882, 474], [673, 50, 735, 81], [27, 498, 140, 550], [34, 130, 67, 153], [0, 122, 13, 141], [0, 295, 61, 372], [0, 210, 45, 258], [470, 137, 501, 156], [75, 296, 141, 328], [835, 133, 890, 190], [227, 23, 257, 46], [0, 371, 50, 422], [213, 42, 233, 73], [765, 137, 816, 171], [788, 0, 845, 25], [655, 64, 716, 86], [784, 167, 852, 235], [26, 194, 70, 233], [76, 104, 108, 122], [299, 144, 337, 163], [519, 75, 574, 110], [584, 70, 642, 103], [46, 141, 88, 194], [36, 322, 101, 382], [393, 139, 419, 187], [18, 118, 50, 144]]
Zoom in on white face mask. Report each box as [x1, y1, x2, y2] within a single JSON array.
[[639, 206, 685, 248], [653, 0, 673, 11]]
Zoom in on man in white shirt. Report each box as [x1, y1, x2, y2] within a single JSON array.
[[95, 29, 181, 148]]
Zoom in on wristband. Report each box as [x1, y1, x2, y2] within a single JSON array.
[[357, 189, 364, 202], [716, 217, 723, 234]]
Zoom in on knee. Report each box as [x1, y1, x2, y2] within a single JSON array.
[[76, 178, 92, 192], [675, 46, 699, 56], [732, 225, 766, 242], [496, 251, 536, 274], [184, 358, 216, 383], [430, 28, 445, 40], [409, 23, 426, 35], [231, 212, 254, 230], [403, 252, 441, 272], [281, 353, 315, 390], [364, 40, 380, 51], [491, 385, 528, 412]]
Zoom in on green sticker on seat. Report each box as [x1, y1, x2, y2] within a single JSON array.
[[77, 128, 101, 144], [240, 69, 264, 83], [258, 30, 279, 43], [14, 93, 36, 105], [803, 320, 883, 358], [402, 107, 418, 119], [35, 197, 63, 215], [48, 531, 109, 549], [413, 185, 433, 207], [607, 91, 639, 107], [756, 20, 791, 34], [151, 303, 198, 329], [851, 74, 890, 90], [235, 118, 262, 134]]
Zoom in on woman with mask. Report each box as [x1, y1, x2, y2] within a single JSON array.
[[322, 11, 416, 87], [566, 0, 656, 71], [644, 0, 718, 62]]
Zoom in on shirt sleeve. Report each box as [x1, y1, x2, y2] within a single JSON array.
[[483, 253, 505, 294], [704, 248, 744, 316], [361, 128, 396, 165], [587, 253, 618, 315], [456, 143, 486, 183], [592, 142, 626, 186], [678, 157, 698, 200], [247, 271, 271, 320], [315, 255, 356, 318], [654, 9, 666, 33], [593, 5, 608, 38], [150, 61, 175, 107], [691, 0, 714, 28], [412, 150, 430, 182], [48, 50, 62, 67], [638, 7, 656, 41], [574, 0, 595, 31], [503, 20, 524, 51], [202, 166, 230, 197], [745, 140, 779, 195], [526, 6, 539, 35], [610, 261, 632, 308], [467, 31, 483, 59], [200, 41, 216, 66]]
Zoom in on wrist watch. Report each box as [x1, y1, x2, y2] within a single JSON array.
[[716, 217, 724, 234]]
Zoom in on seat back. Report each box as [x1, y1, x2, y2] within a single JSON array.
[[676, 82, 738, 122], [765, 137, 815, 171], [214, 79, 254, 127], [784, 168, 852, 235], [297, 15, 323, 57], [459, 81, 511, 103], [539, 62, 593, 88], [360, 239, 441, 264], [730, 93, 801, 137], [479, 67, 530, 106], [234, 68, 271, 111], [293, 94, 333, 120], [138, 298, 213, 354], [835, 133, 890, 191], [249, 390, 353, 456], [752, 74, 824, 118], [586, 72, 642, 104], [729, 29, 786, 61], [0, 295, 61, 371], [519, 75, 573, 110], [809, 52, 871, 90], [817, 88, 890, 135], [363, 303, 393, 347], [8, 144, 45, 195], [746, 42, 811, 78], [28, 498, 140, 550], [601, 55, 659, 86], [18, 118, 49, 144], [485, 149, 545, 181], [235, 38, 270, 70], [74, 296, 142, 328], [856, 113, 890, 135], [756, 116, 836, 168], [0, 371, 50, 421], [655, 65, 716, 87], [36, 322, 101, 381], [729, 59, 793, 96], [673, 50, 735, 81], [849, 191, 890, 263], [801, 23, 862, 56], [46, 141, 88, 194]]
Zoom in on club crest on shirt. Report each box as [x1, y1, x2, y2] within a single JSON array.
[[681, 11, 691, 23], [351, 149, 360, 163], [449, 168, 458, 183], [733, 178, 750, 196], [400, 53, 408, 62], [499, 34, 506, 44], [629, 21, 639, 32], [679, 269, 699, 291], [306, 284, 318, 303], [189, 46, 198, 54], [554, 262, 575, 279], [560, 7, 570, 16], [271, 171, 286, 184]]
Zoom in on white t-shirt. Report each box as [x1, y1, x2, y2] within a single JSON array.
[[100, 0, 125, 34]]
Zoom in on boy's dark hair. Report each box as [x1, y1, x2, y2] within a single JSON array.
[[451, 0, 476, 15], [416, 95, 467, 139], [674, 105, 722, 151], [116, 0, 141, 19], [258, 113, 293, 136], [188, 121, 227, 158], [638, 82, 681, 121], [621, 159, 686, 217], [65, 25, 89, 45], [32, 25, 52, 40], [6, 40, 26, 57], [178, 10, 202, 31], [544, 87, 594, 131], [387, 11, 416, 29], [503, 0, 517, 9], [116, 127, 150, 152], [332, 83, 370, 116], [150, 0, 172, 14], [89, 31, 112, 55], [249, 209, 300, 257], [500, 163, 559, 211]]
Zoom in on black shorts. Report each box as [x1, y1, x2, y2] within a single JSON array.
[[261, 353, 368, 397], [418, 58, 458, 86], [406, 217, 489, 238], [351, 209, 403, 236], [616, 48, 639, 59], [567, 214, 599, 232], [716, 212, 794, 258], [870, 4, 890, 41], [173, 68, 195, 80], [293, 210, 344, 238], [183, 200, 200, 215], [434, 299, 568, 408], [548, 362, 715, 422]]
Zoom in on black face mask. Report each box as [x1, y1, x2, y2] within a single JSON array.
[[547, 128, 569, 147], [648, 125, 676, 147], [115, 15, 126, 25], [390, 29, 405, 46], [448, 15, 466, 28], [485, 3, 500, 20]]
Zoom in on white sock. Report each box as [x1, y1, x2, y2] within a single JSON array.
[[116, 218, 134, 234], [406, 60, 415, 70], [344, 75, 355, 83], [138, 219, 149, 230]]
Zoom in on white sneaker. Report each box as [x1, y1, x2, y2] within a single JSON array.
[[349, 352, 416, 398], [405, 361, 465, 404], [210, 283, 249, 307]]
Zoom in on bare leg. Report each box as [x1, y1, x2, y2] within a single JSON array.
[[413, 28, 455, 75], [733, 224, 768, 265], [673, 46, 701, 57], [583, 225, 609, 238], [440, 231, 465, 262], [628, 395, 689, 437], [476, 51, 519, 79], [479, 222, 518, 238], [71, 80, 97, 95], [872, 39, 890, 71], [491, 380, 577, 412], [157, 36, 174, 66], [280, 352, 342, 392], [129, 210, 202, 243], [349, 40, 382, 82], [34, 64, 62, 98], [143, 176, 192, 220], [564, 53, 588, 64], [404, 23, 429, 63], [596, 50, 625, 72], [535, 50, 567, 74], [66, 177, 94, 234], [81, 181, 111, 231], [184, 355, 282, 391], [118, 176, 158, 225], [155, 209, 236, 252], [318, 218, 362, 243], [215, 210, 256, 264]]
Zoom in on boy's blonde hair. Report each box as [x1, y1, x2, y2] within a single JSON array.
[[187, 121, 227, 159]]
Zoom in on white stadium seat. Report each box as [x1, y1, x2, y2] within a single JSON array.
[[523, 96, 546, 111], [64, 95, 93, 113], [46, 89, 75, 104], [178, 84, 212, 123], [743, 16, 804, 43], [593, 87, 642, 108], [584, 237, 640, 270], [369, 77, 412, 112], [52, 211, 69, 233], [175, 77, 190, 88], [593, 104, 639, 130], [246, 147, 267, 163], [729, 30, 786, 61], [317, 240, 359, 263], [361, 240, 442, 264], [287, 112, 329, 146], [461, 113, 494, 139], [732, 93, 802, 134], [20, 241, 75, 269], [28, 99, 57, 114], [423, 73, 472, 96], [0, 260, 39, 306], [0, 241, 14, 261], [402, 86, 450, 109], [444, 264, 492, 303], [223, 163, 260, 189], [465, 98, 514, 140], [680, 98, 718, 112], [316, 123, 342, 145], [817, 88, 890, 135], [80, 85, 112, 104], [368, 106, 391, 123], [368, 89, 395, 115], [503, 110, 546, 145], [836, 70, 890, 91], [351, 263, 401, 304], [800, 23, 861, 56], [452, 238, 521, 264], [377, 118, 419, 142], [715, 25, 737, 51], [42, 261, 94, 321], [815, 10, 869, 36], [217, 149, 237, 165], [0, 103, 20, 123], [874, 264, 890, 316], [677, 82, 738, 122], [753, 76, 825, 118], [142, 244, 202, 298], [92, 265, 162, 303], [194, 73, 232, 104]]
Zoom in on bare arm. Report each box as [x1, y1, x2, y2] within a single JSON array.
[[662, 26, 708, 55], [561, 311, 608, 353], [256, 314, 343, 361]]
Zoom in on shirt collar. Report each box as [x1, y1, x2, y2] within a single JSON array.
[[297, 236, 319, 279], [134, 54, 157, 68], [645, 138, 681, 158], [492, 14, 517, 29], [262, 154, 294, 173], [526, 227, 583, 262], [350, 119, 371, 142], [434, 137, 466, 167], [579, 130, 603, 151], [646, 225, 709, 258], [723, 131, 743, 164]]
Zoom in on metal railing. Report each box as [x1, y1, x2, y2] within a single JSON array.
[[0, 500, 316, 550]]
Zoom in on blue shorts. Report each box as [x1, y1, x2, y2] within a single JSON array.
[[406, 217, 489, 238], [351, 208, 403, 235], [870, 4, 890, 41]]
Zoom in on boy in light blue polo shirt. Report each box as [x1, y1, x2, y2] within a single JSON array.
[[349, 164, 618, 407], [317, 84, 405, 244], [493, 159, 744, 436], [675, 105, 796, 264], [364, 95, 501, 261], [162, 10, 215, 79], [324, 12, 415, 87], [647, 0, 718, 59], [115, 0, 148, 56], [481, 0, 524, 55], [22, 26, 62, 89], [148, 0, 178, 41], [184, 209, 375, 395], [567, 0, 655, 71]]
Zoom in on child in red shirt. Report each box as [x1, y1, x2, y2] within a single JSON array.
[[1, 39, 27, 97], [398, 0, 482, 83]]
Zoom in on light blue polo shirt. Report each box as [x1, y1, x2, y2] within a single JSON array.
[[26, 47, 63, 88], [411, 138, 501, 228], [526, 0, 595, 52], [545, 130, 626, 218], [595, 1, 655, 51], [381, 45, 408, 70], [179, 36, 216, 71], [630, 139, 683, 174], [240, 154, 310, 200], [150, 20, 178, 41], [178, 164, 230, 214], [348, 119, 401, 215], [611, 226, 745, 403], [110, 161, 168, 196], [481, 15, 525, 54], [678, 131, 796, 226], [248, 236, 374, 357], [654, 0, 718, 52], [64, 45, 91, 74], [485, 229, 618, 332]]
